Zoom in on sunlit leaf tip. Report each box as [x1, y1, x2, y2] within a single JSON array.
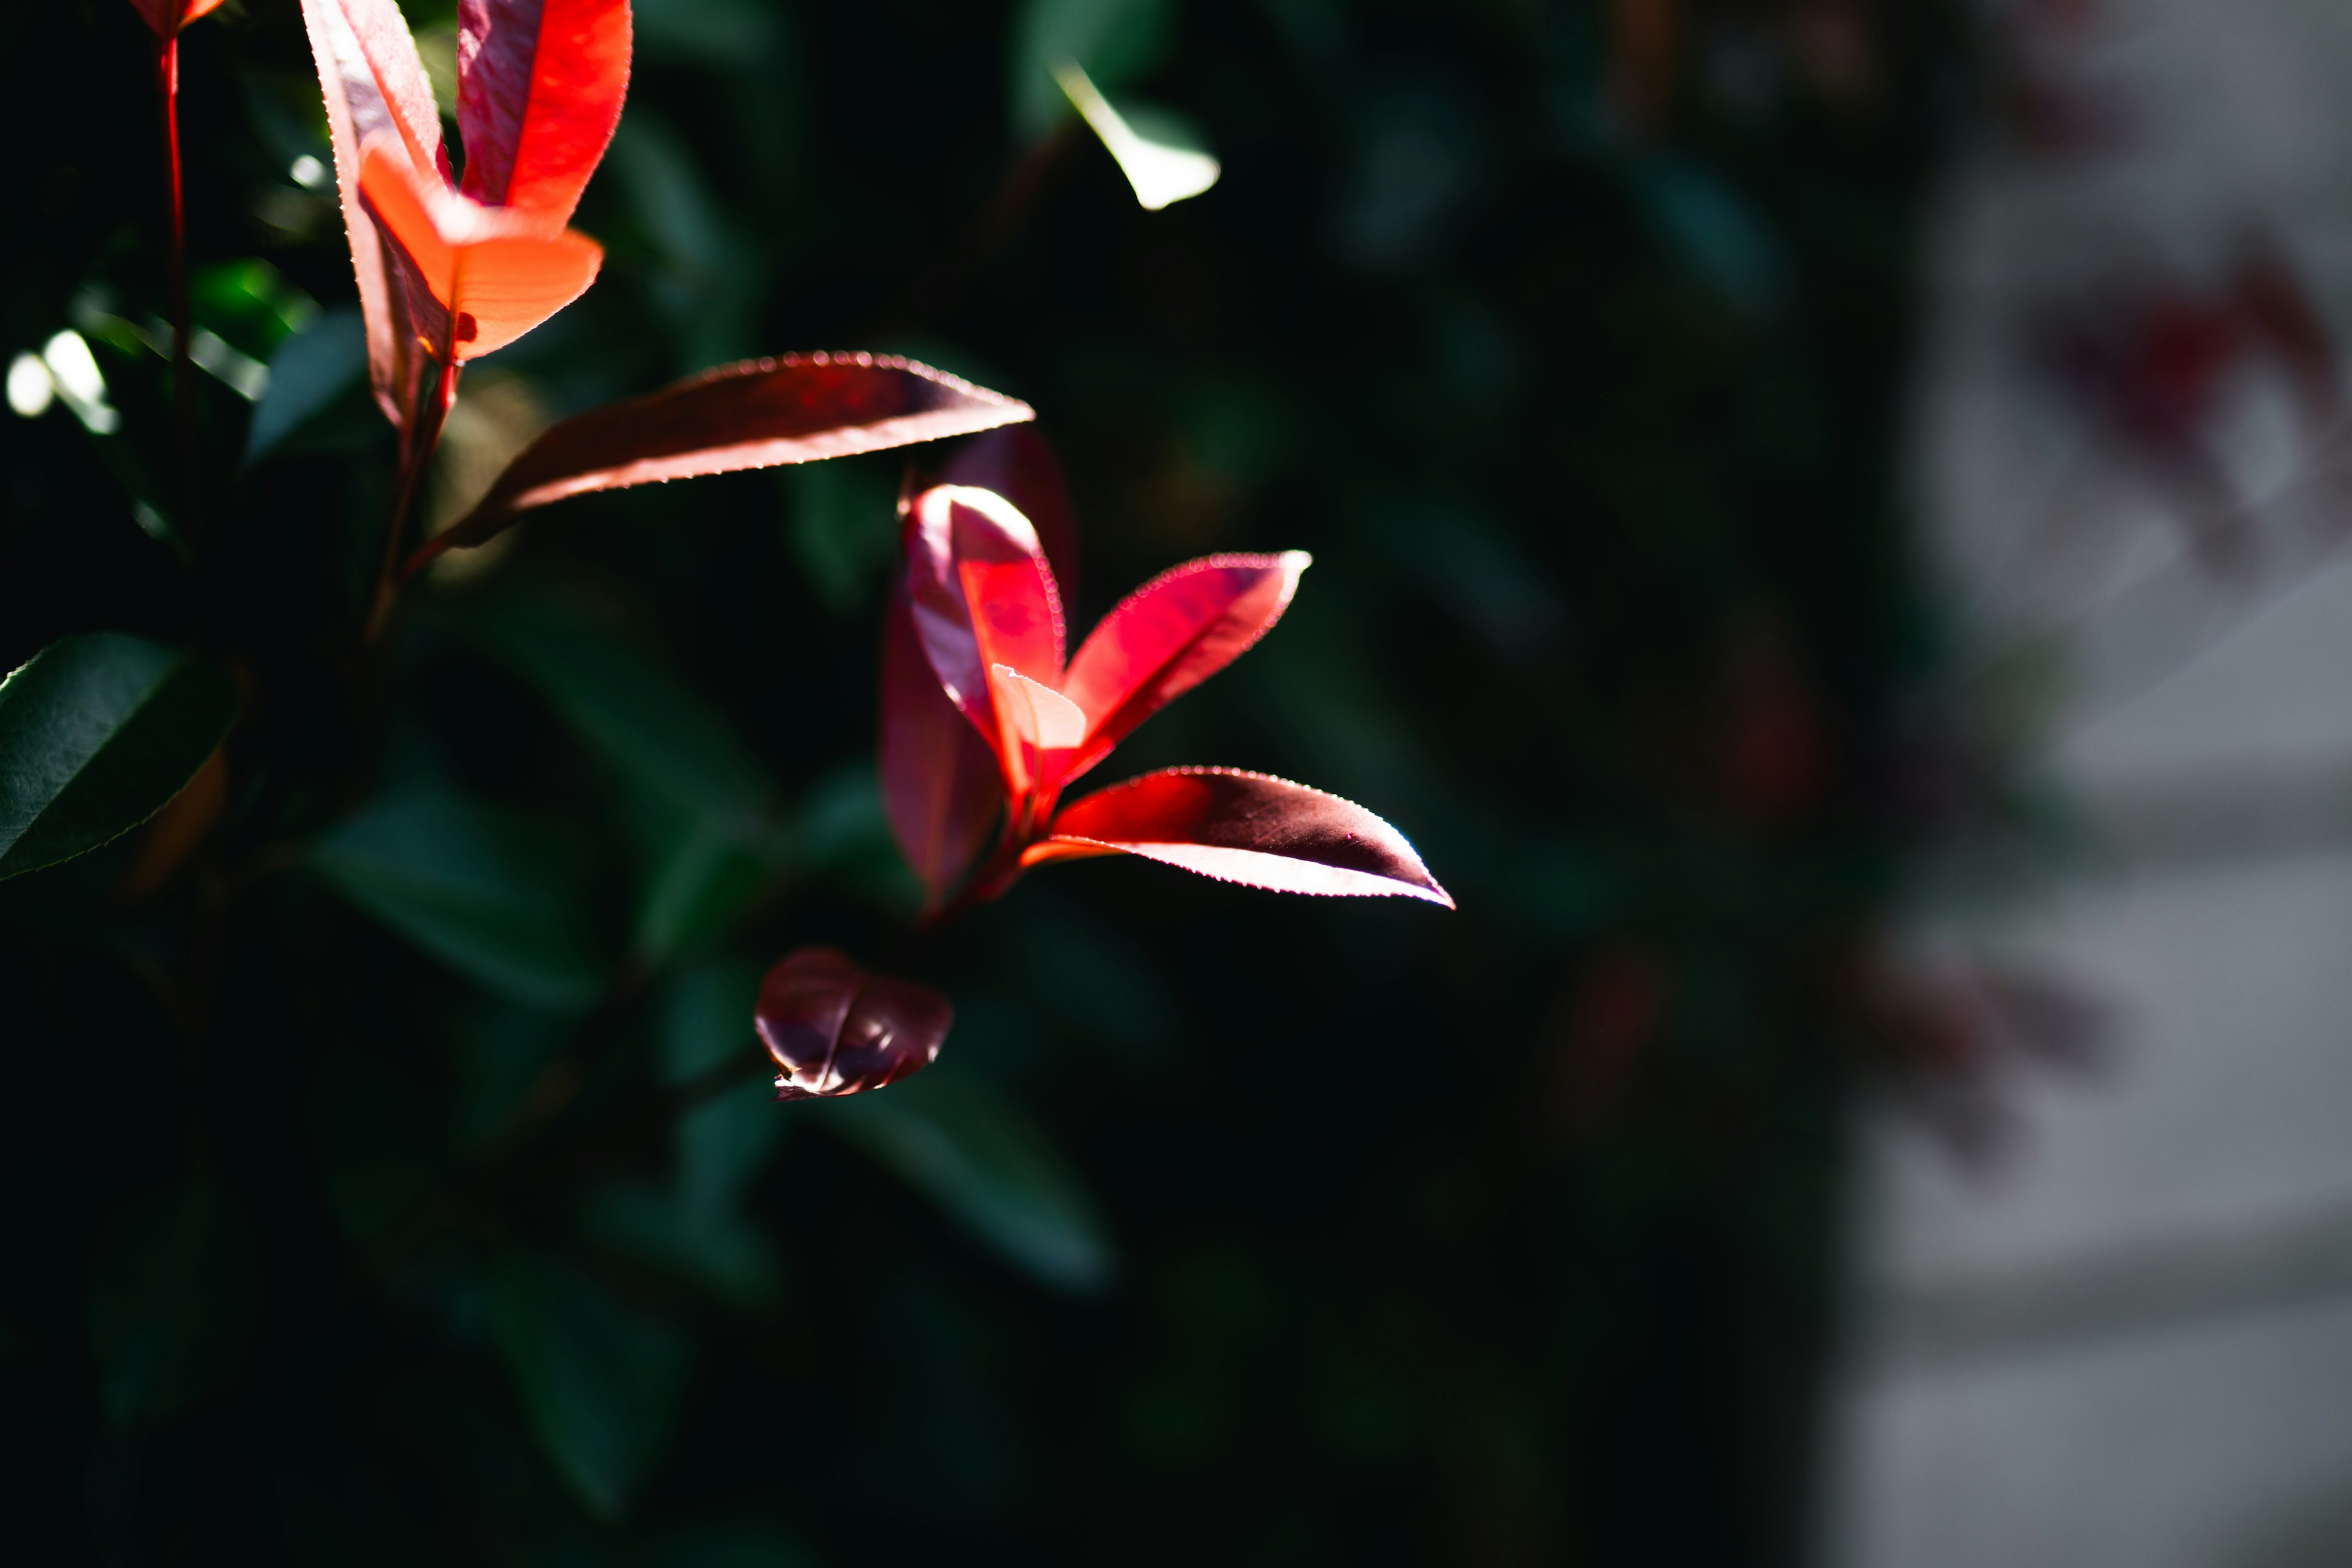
[[756, 946, 956, 1100], [1028, 766, 1455, 907]]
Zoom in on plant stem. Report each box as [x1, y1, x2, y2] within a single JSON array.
[[158, 32, 202, 551], [366, 355, 459, 641]]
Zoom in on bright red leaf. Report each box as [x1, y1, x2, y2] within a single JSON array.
[[455, 0, 632, 224], [757, 947, 954, 1100], [1025, 767, 1453, 905], [885, 439, 1450, 912], [411, 355, 1035, 568], [358, 142, 604, 363], [300, 0, 452, 426], [128, 0, 228, 37]]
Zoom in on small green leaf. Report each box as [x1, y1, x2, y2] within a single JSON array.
[[0, 633, 238, 882], [490, 1252, 692, 1519], [88, 1180, 246, 1427], [1010, 0, 1172, 138], [580, 1181, 782, 1310], [1054, 61, 1220, 210], [310, 785, 608, 1012], [823, 1071, 1114, 1294], [630, 799, 777, 966], [244, 307, 366, 464]]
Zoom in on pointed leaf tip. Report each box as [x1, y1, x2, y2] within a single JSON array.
[[757, 947, 955, 1099], [1028, 767, 1453, 907]]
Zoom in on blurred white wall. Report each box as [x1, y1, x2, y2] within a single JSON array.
[[1826, 2, 2352, 1565]]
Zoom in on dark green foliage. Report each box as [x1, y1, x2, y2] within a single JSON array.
[[0, 0, 1972, 1562]]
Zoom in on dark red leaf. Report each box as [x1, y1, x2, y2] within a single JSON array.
[[298, 0, 450, 428], [456, 0, 631, 224], [1026, 767, 1454, 906], [415, 356, 1034, 565], [1055, 552, 1309, 788], [757, 947, 954, 1100], [941, 426, 1082, 609], [880, 581, 1002, 910]]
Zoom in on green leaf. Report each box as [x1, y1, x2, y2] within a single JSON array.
[[1010, 0, 1172, 138], [88, 1179, 246, 1427], [1054, 62, 1221, 210], [784, 458, 898, 615], [823, 1071, 1115, 1294], [244, 307, 366, 464], [660, 962, 781, 1216], [473, 595, 776, 837], [633, 1520, 825, 1568], [489, 1252, 692, 1520], [0, 633, 239, 882], [630, 797, 778, 967], [309, 785, 609, 1012], [579, 1181, 782, 1310]]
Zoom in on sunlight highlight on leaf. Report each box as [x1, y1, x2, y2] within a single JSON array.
[[1053, 59, 1219, 211]]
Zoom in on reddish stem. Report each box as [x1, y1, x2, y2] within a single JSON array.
[[366, 354, 460, 640], [158, 32, 202, 548]]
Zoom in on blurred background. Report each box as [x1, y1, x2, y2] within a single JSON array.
[[2, 1, 2348, 1564]]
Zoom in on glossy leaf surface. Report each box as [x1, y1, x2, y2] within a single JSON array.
[[425, 355, 1034, 558], [825, 1071, 1115, 1293], [456, 0, 632, 222], [880, 582, 1001, 908], [309, 786, 608, 1011], [1054, 60, 1221, 211], [490, 1251, 690, 1518], [298, 0, 447, 424], [757, 946, 953, 1100], [1029, 767, 1454, 905], [1058, 551, 1308, 783], [0, 634, 239, 882], [902, 484, 1064, 784], [359, 143, 605, 362]]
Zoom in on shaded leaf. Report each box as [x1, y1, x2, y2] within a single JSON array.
[[244, 307, 368, 464], [879, 582, 1001, 910], [579, 1182, 780, 1310], [1028, 767, 1454, 905], [661, 961, 780, 1214], [0, 634, 239, 882], [490, 1252, 690, 1518], [310, 785, 608, 1011], [824, 1071, 1114, 1293], [419, 355, 1033, 561], [456, 0, 632, 224], [88, 1180, 244, 1426], [474, 594, 774, 834], [757, 946, 952, 1099]]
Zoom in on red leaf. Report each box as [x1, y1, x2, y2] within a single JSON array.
[[757, 947, 954, 1100], [880, 581, 1002, 910], [902, 486, 1065, 794], [359, 143, 604, 364], [1055, 552, 1309, 788], [1026, 767, 1454, 906], [456, 0, 631, 224], [414, 356, 1034, 565], [129, 0, 228, 36], [298, 0, 450, 428], [941, 426, 1082, 610]]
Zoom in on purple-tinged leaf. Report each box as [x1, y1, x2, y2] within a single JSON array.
[[1027, 767, 1453, 906], [413, 355, 1033, 567], [757, 947, 954, 1100], [456, 0, 631, 224], [941, 426, 1082, 609], [880, 582, 1001, 910]]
